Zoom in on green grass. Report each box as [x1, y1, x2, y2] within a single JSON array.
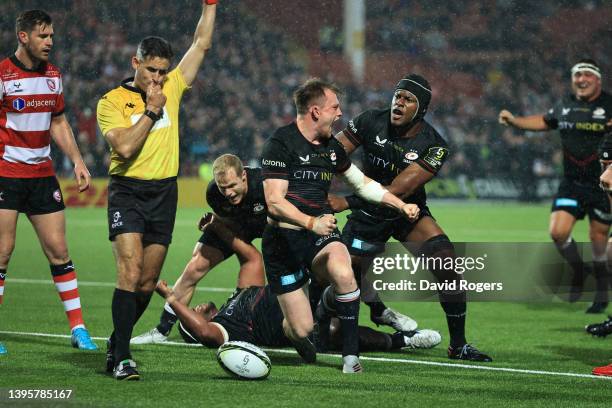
[[1, 202, 610, 407]]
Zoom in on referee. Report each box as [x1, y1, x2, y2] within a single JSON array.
[[96, 1, 217, 381]]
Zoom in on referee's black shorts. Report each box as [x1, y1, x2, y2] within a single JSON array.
[[107, 175, 178, 245]]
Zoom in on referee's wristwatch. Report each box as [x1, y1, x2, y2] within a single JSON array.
[[143, 109, 161, 122]]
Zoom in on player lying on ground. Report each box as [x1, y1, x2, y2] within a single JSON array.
[[132, 154, 419, 346], [151, 218, 441, 353]]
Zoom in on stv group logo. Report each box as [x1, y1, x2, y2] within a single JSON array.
[[12, 97, 25, 111]]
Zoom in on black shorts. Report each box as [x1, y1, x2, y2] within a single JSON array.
[[198, 228, 259, 259], [0, 176, 65, 215], [551, 179, 612, 225], [107, 175, 178, 245], [262, 224, 343, 295], [342, 206, 433, 257]]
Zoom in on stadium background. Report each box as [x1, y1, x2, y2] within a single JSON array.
[[1, 0, 610, 204], [2, 1, 612, 405]]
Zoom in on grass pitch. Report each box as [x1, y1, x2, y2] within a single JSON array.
[[1, 202, 611, 407]]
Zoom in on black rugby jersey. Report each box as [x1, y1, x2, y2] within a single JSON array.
[[261, 122, 351, 217], [543, 91, 612, 184], [342, 109, 448, 218], [211, 286, 288, 347], [206, 167, 267, 237]]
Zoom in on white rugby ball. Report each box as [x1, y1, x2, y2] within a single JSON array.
[[216, 341, 271, 380]]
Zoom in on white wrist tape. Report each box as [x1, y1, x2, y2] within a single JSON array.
[[341, 164, 387, 203]]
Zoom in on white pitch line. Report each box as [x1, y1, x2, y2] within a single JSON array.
[[0, 330, 610, 381], [7, 278, 233, 293]]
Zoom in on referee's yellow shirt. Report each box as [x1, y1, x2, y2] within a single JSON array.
[[96, 68, 189, 180]]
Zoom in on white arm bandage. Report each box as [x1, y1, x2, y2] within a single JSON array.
[[340, 164, 387, 203]]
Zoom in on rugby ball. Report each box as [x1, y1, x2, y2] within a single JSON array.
[[216, 341, 271, 380]]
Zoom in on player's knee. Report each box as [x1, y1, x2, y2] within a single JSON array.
[[589, 228, 609, 243], [549, 227, 570, 244], [291, 322, 313, 339], [421, 235, 459, 282], [0, 241, 15, 266], [330, 269, 357, 293]]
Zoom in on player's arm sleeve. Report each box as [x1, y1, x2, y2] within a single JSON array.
[[96, 95, 125, 136], [542, 105, 559, 129], [416, 145, 450, 174], [331, 138, 352, 173], [165, 68, 191, 106], [261, 137, 290, 180], [52, 76, 65, 117], [341, 111, 371, 147]]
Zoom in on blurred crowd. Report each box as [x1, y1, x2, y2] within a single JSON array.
[[1, 0, 610, 200]]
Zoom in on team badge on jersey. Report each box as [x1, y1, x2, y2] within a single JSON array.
[[253, 203, 265, 214], [46, 79, 56, 92], [405, 152, 419, 161], [593, 107, 605, 119]]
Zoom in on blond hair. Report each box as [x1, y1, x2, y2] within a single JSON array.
[[212, 154, 244, 179]]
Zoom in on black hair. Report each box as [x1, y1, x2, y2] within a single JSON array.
[[136, 36, 174, 61]]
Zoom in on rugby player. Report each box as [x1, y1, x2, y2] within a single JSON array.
[[499, 59, 612, 313], [131, 154, 267, 344], [153, 217, 441, 353], [330, 74, 492, 362], [261, 78, 421, 373], [0, 9, 97, 355], [588, 130, 612, 376], [96, 1, 217, 380]]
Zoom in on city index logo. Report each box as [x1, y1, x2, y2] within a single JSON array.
[[558, 121, 606, 132], [293, 170, 333, 181]]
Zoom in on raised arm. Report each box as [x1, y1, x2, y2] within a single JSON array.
[[177, 1, 217, 86], [50, 114, 91, 192], [498, 110, 549, 131]]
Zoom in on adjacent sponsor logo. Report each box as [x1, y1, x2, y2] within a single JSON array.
[[53, 189, 62, 202], [12, 97, 25, 111], [561, 108, 571, 115], [299, 155, 310, 163], [348, 120, 357, 135], [0, 191, 4, 201], [330, 151, 337, 162]]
